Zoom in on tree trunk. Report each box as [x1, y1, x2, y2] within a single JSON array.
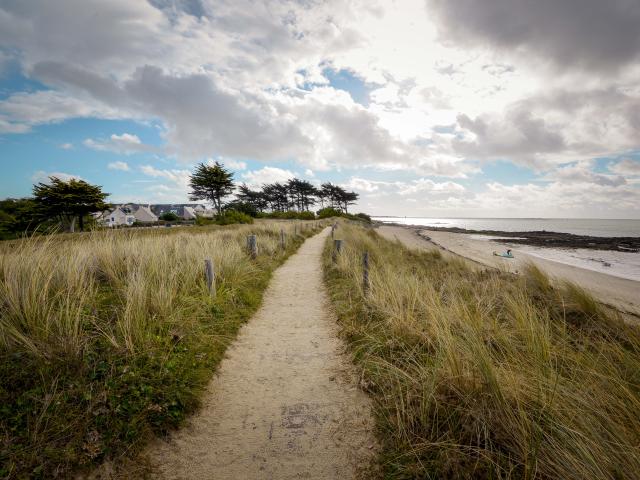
[[79, 214, 84, 232], [69, 216, 76, 233]]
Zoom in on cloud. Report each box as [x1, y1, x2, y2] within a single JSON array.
[[0, 117, 31, 134], [610, 158, 640, 177], [31, 170, 82, 183], [138, 164, 192, 201], [452, 87, 640, 169], [545, 162, 626, 187], [59, 142, 73, 150], [84, 133, 153, 154], [0, 90, 128, 131], [221, 159, 247, 171], [107, 161, 130, 171], [241, 166, 296, 187], [427, 0, 640, 73], [397, 178, 465, 195]]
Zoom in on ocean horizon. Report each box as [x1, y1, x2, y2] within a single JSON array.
[[373, 217, 640, 238]]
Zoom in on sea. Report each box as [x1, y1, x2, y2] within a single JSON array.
[[372, 217, 640, 238], [373, 217, 640, 281]]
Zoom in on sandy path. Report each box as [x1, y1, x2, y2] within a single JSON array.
[[148, 228, 376, 479], [377, 226, 640, 315]]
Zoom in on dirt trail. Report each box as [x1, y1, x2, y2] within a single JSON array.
[[148, 228, 376, 479]]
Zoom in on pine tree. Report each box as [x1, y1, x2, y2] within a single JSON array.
[[33, 177, 109, 232], [188, 162, 235, 214]]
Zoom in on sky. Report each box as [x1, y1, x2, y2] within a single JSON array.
[[1, 0, 640, 218]]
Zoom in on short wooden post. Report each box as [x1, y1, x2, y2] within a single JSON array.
[[204, 258, 215, 295], [332, 239, 343, 263], [294, 224, 298, 236], [247, 235, 257, 259], [280, 229, 285, 250], [362, 251, 369, 295]]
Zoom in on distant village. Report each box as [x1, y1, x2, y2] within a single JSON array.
[[94, 204, 216, 227]]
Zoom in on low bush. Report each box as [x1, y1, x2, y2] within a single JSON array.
[[159, 212, 179, 221], [214, 209, 253, 225], [316, 207, 342, 219], [259, 211, 316, 220]]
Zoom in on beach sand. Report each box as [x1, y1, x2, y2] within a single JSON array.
[[377, 225, 640, 316]]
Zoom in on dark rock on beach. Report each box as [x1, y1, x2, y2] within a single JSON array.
[[421, 227, 640, 252]]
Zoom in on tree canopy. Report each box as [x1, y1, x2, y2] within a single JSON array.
[[32, 177, 109, 232], [232, 180, 359, 215], [188, 162, 235, 214]]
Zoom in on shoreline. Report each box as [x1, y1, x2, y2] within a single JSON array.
[[376, 224, 640, 317], [376, 222, 640, 251]]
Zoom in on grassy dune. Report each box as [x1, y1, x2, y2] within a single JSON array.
[[0, 221, 322, 478], [324, 223, 640, 479]]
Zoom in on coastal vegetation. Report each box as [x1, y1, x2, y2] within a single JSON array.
[[0, 220, 323, 478], [324, 222, 640, 479], [0, 161, 362, 239]]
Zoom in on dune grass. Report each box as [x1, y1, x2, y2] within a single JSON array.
[[324, 223, 640, 479], [0, 220, 323, 478]]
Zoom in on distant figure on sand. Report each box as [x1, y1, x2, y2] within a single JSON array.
[[493, 249, 514, 258]]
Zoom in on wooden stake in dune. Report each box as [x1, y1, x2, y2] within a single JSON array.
[[247, 235, 257, 259], [280, 229, 286, 250], [363, 251, 369, 295], [332, 239, 343, 263], [204, 258, 215, 296]]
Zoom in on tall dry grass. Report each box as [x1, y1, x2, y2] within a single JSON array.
[[324, 223, 640, 479], [0, 220, 323, 478]]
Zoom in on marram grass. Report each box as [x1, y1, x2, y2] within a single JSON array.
[[0, 220, 323, 478], [324, 223, 640, 480]]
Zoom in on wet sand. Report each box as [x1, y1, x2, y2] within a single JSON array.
[[377, 226, 640, 315], [147, 227, 376, 479]]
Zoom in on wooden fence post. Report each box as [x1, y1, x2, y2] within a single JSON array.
[[280, 229, 285, 250], [204, 258, 215, 296], [247, 235, 257, 259], [332, 239, 343, 263], [363, 251, 369, 295]]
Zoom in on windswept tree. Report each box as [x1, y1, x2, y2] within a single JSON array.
[[287, 178, 318, 211], [262, 182, 290, 212], [189, 162, 235, 214], [319, 182, 359, 213], [33, 177, 109, 232], [236, 183, 267, 212], [340, 190, 359, 213]]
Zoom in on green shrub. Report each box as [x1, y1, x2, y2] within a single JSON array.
[[224, 201, 258, 217], [194, 216, 215, 226], [353, 212, 371, 222], [297, 211, 316, 220], [215, 209, 253, 225], [317, 207, 342, 219], [159, 212, 179, 221], [259, 211, 316, 220]]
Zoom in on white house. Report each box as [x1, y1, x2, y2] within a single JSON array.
[[132, 205, 158, 223], [182, 206, 197, 220], [103, 207, 135, 227]]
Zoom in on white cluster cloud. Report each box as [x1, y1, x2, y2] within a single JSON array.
[[1, 0, 639, 215], [241, 167, 297, 188], [107, 161, 130, 171], [84, 133, 153, 155]]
